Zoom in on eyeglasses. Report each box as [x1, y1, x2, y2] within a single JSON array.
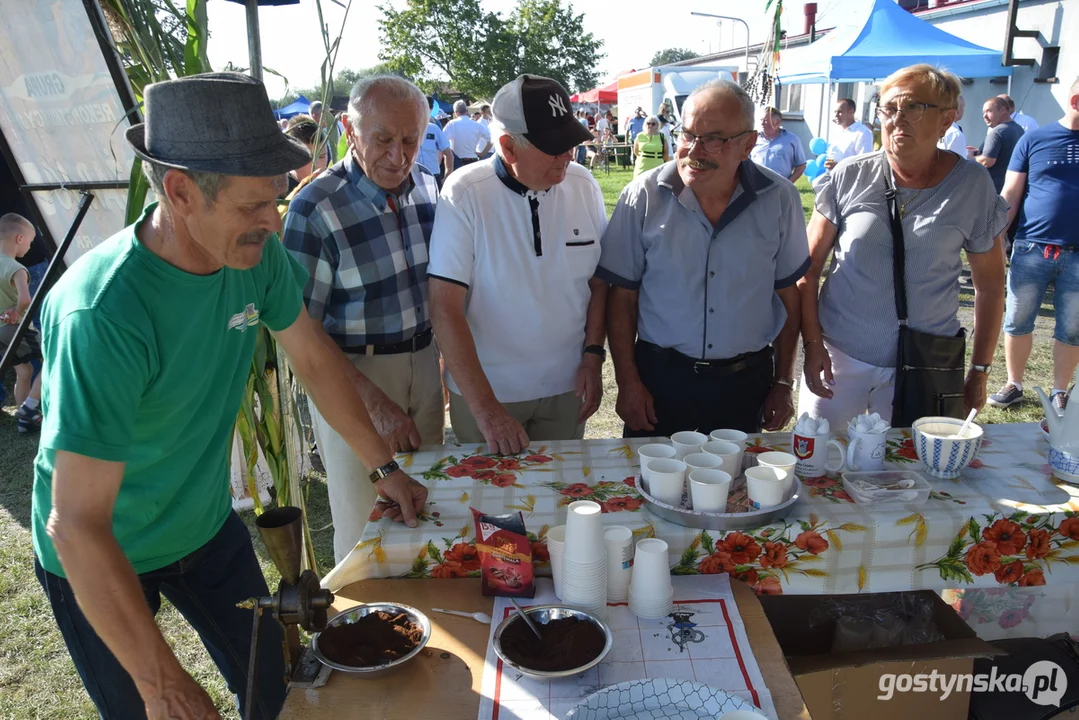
[[646, 122, 658, 126], [677, 129, 753, 153], [876, 102, 940, 123]]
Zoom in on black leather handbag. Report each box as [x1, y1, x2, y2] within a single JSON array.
[[884, 168, 967, 428]]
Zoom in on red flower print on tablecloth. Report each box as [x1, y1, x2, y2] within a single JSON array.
[[994, 559, 1024, 584], [463, 456, 498, 469], [472, 469, 496, 481], [445, 464, 473, 478], [442, 543, 481, 572], [720, 532, 761, 564], [421, 449, 566, 484], [760, 541, 790, 569], [560, 482, 594, 498], [531, 540, 550, 564], [795, 531, 829, 555], [524, 454, 552, 463], [1019, 569, 1046, 587], [802, 477, 837, 489], [732, 568, 759, 586], [497, 458, 522, 471], [1059, 517, 1079, 541], [886, 434, 919, 463], [603, 496, 643, 513], [1026, 529, 1051, 560], [698, 550, 735, 575], [430, 561, 469, 578], [983, 519, 1026, 556], [623, 476, 636, 488], [965, 542, 1002, 576], [755, 576, 783, 595], [491, 473, 517, 487]]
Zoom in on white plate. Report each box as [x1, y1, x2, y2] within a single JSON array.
[[565, 678, 762, 719]]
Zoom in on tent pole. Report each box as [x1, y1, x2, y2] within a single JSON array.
[[245, 0, 263, 81]]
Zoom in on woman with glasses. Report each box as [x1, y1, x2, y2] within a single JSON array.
[[633, 115, 670, 177], [797, 64, 1008, 430]]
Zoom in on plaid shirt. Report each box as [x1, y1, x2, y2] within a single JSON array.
[[282, 152, 438, 348]]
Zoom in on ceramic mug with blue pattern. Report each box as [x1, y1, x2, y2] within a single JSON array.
[[912, 416, 984, 480]]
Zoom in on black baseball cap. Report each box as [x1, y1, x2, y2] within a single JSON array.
[[491, 74, 593, 156]]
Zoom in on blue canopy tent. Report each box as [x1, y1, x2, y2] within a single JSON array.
[[274, 96, 312, 120], [779, 0, 1012, 84]]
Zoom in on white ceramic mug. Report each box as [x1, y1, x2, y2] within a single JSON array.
[[847, 429, 888, 472], [792, 432, 845, 478]]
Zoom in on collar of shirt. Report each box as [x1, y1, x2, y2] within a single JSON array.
[[344, 150, 416, 211], [655, 159, 775, 233], [493, 154, 548, 198]]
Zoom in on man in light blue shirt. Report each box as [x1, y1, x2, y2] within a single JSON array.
[[418, 116, 452, 186], [599, 81, 809, 437], [625, 107, 646, 145], [750, 107, 806, 182]]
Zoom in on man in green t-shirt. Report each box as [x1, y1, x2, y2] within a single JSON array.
[[32, 73, 428, 720]]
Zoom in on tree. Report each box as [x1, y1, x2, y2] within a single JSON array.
[[650, 48, 699, 66], [378, 0, 604, 99], [275, 64, 399, 107]]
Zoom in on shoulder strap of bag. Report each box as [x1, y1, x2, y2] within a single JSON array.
[[883, 163, 909, 326]]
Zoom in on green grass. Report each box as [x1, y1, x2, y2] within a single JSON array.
[[0, 165, 1058, 716]]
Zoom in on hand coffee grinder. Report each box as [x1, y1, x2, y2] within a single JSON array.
[[238, 506, 334, 719]]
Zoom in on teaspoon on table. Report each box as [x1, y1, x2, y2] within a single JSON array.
[[431, 607, 493, 624]]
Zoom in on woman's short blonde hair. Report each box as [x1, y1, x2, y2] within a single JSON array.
[[879, 64, 961, 110]]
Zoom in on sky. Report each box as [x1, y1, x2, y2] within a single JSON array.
[[206, 0, 869, 101]]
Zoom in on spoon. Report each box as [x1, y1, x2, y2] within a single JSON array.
[[957, 407, 978, 439], [509, 598, 543, 640], [431, 608, 493, 624]]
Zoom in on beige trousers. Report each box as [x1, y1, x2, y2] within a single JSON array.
[[310, 342, 444, 564], [449, 390, 584, 444]]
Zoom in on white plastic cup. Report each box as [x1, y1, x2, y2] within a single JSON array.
[[638, 443, 677, 483], [745, 466, 791, 509], [701, 440, 743, 477], [683, 452, 721, 473], [604, 526, 634, 601], [628, 538, 672, 599], [564, 500, 606, 563], [709, 428, 748, 452], [643, 458, 686, 506], [689, 469, 732, 512], [671, 431, 708, 460], [757, 451, 797, 479], [547, 525, 566, 600]]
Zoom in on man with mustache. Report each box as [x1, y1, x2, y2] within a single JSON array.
[[598, 79, 810, 436], [283, 75, 444, 564], [31, 73, 428, 719], [429, 75, 608, 454]]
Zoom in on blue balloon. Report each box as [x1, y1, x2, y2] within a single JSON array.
[[809, 137, 829, 156], [804, 158, 822, 179]]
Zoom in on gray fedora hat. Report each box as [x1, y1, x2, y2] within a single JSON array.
[[125, 72, 311, 176]]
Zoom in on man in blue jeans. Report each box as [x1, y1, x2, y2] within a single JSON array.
[[989, 77, 1079, 414], [33, 73, 429, 720]]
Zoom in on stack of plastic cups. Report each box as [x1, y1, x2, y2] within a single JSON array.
[[628, 538, 674, 619], [604, 526, 634, 602], [561, 500, 608, 620], [546, 525, 566, 600]]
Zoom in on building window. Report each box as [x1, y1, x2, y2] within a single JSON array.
[[778, 83, 803, 114], [837, 82, 856, 102]]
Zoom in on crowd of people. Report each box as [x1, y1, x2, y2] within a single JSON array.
[[3, 63, 1077, 718]]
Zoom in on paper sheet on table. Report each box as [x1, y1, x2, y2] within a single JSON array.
[[478, 575, 777, 720]]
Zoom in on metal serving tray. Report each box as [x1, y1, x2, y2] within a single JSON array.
[[638, 474, 803, 531]]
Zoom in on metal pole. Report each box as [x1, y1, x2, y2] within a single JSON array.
[[246, 0, 264, 81], [689, 13, 751, 71], [0, 192, 93, 382]]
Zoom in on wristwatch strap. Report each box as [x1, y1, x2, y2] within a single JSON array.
[[584, 344, 606, 361], [369, 459, 400, 483]]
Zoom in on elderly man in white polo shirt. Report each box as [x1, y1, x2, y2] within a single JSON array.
[[429, 75, 608, 454]]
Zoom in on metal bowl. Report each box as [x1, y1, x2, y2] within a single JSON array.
[[310, 602, 432, 676], [492, 605, 613, 678]]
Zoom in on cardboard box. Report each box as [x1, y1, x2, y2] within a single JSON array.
[[760, 591, 1001, 720]]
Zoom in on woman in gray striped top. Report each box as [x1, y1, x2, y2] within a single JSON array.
[[796, 64, 1009, 430]]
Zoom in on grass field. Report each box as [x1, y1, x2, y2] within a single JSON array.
[[0, 165, 1060, 718]]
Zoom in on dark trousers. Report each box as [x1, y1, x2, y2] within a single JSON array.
[[624, 341, 774, 438], [453, 155, 478, 170], [35, 511, 285, 720]]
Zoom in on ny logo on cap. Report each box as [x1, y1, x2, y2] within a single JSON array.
[[548, 93, 567, 117]]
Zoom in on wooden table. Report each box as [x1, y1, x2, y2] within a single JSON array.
[[280, 578, 810, 720]]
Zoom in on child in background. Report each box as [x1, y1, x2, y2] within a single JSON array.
[[0, 213, 43, 433]]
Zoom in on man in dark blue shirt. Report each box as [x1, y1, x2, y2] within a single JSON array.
[[990, 78, 1079, 415], [971, 96, 1025, 193]]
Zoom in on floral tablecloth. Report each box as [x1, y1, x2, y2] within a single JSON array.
[[322, 422, 1079, 640]]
